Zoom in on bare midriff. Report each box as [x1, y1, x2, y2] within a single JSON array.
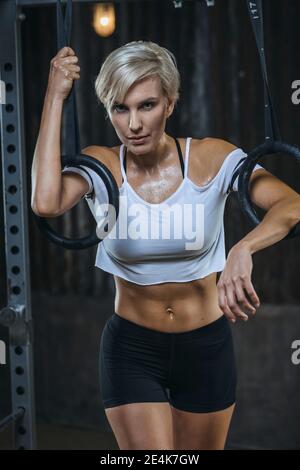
[[99, 136, 230, 333], [114, 272, 224, 333]]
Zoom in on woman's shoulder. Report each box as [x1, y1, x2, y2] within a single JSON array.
[[188, 137, 239, 185], [191, 136, 237, 153], [191, 136, 239, 167], [80, 145, 122, 186], [81, 144, 121, 168]]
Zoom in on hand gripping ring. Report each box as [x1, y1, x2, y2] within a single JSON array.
[[237, 140, 300, 240], [32, 154, 119, 250]]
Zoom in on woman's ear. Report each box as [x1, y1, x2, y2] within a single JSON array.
[[165, 97, 175, 119]]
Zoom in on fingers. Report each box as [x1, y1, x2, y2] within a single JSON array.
[[56, 46, 75, 58], [52, 56, 80, 80], [217, 277, 260, 323], [51, 47, 78, 68], [224, 281, 249, 322], [242, 277, 260, 308], [52, 56, 79, 68], [59, 56, 79, 64], [218, 284, 237, 323], [65, 64, 80, 74], [62, 70, 80, 80], [53, 66, 80, 80], [233, 279, 256, 315]]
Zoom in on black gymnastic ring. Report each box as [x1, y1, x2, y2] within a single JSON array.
[[237, 140, 300, 240], [32, 154, 119, 250]]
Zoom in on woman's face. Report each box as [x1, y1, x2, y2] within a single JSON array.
[[109, 75, 175, 154]]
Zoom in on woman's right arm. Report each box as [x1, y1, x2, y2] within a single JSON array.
[[31, 46, 84, 217]]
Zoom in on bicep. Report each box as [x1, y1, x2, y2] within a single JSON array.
[[57, 171, 92, 216], [58, 148, 97, 216], [249, 168, 300, 211], [58, 146, 113, 216]]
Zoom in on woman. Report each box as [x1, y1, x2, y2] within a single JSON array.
[[31, 40, 300, 450]]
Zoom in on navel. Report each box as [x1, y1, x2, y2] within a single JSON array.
[[166, 307, 175, 320]]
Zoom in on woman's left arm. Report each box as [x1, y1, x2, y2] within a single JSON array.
[[217, 168, 300, 323]]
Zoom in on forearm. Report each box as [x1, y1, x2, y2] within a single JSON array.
[[234, 198, 300, 255], [31, 87, 64, 215]]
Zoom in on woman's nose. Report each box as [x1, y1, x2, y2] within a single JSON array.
[[129, 113, 142, 132]]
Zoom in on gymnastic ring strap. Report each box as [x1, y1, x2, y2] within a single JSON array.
[[237, 140, 300, 240], [56, 0, 81, 157], [228, 0, 282, 194], [246, 0, 281, 141]]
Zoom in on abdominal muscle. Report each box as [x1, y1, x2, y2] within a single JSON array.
[[113, 272, 224, 333]]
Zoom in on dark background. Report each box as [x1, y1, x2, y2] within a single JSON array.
[[1, 0, 300, 449]]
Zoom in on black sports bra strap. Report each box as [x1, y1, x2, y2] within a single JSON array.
[[173, 137, 185, 178], [123, 137, 184, 179], [123, 146, 127, 179]]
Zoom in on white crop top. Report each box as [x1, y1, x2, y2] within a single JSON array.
[[61, 137, 263, 285]]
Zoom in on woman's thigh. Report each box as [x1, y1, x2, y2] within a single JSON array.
[[105, 401, 174, 450], [171, 403, 235, 450]]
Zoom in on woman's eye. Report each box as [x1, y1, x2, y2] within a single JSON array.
[[113, 102, 154, 113], [114, 105, 125, 113], [143, 102, 154, 110]]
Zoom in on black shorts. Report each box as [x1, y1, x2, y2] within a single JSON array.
[[99, 313, 237, 413]]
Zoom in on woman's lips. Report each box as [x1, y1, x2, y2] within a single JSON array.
[[129, 135, 149, 144]]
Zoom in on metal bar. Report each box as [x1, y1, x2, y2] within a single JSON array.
[[17, 0, 126, 5], [16, 0, 205, 6], [0, 407, 25, 432], [0, 0, 36, 450]]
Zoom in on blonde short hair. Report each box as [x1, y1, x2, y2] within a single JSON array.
[[94, 40, 181, 116]]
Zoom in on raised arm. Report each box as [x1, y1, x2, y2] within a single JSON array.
[[31, 46, 82, 217]]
